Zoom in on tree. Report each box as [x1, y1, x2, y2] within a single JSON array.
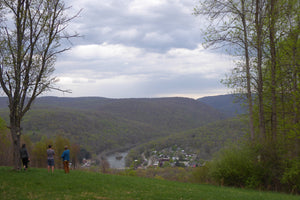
[[0, 0, 79, 170], [266, 0, 300, 153], [31, 137, 51, 168], [253, 0, 267, 140], [194, 0, 300, 191], [193, 0, 255, 140], [70, 143, 80, 169], [54, 135, 70, 169]]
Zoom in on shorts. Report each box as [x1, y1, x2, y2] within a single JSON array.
[[22, 158, 29, 168], [48, 159, 55, 166]]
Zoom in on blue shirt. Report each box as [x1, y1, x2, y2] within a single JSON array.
[[61, 149, 70, 161]]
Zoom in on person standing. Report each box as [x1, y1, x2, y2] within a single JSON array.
[[47, 145, 55, 173], [61, 146, 70, 173], [20, 144, 30, 171]]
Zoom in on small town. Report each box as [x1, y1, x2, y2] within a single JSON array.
[[81, 147, 203, 169], [138, 147, 202, 169]]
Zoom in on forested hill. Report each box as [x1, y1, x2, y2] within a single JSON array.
[[198, 94, 246, 117], [0, 96, 228, 153], [33, 96, 226, 131], [129, 117, 248, 163]]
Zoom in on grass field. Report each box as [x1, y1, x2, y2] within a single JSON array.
[[0, 167, 298, 200]]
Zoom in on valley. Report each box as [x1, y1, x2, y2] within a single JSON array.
[[0, 94, 247, 167]]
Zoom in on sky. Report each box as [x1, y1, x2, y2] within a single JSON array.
[[47, 0, 234, 99]]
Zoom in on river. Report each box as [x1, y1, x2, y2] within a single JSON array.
[[106, 152, 128, 169]]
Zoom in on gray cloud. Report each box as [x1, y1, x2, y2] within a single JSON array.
[[68, 0, 202, 51], [46, 0, 233, 99]]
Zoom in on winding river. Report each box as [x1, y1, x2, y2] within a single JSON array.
[[106, 152, 128, 169]]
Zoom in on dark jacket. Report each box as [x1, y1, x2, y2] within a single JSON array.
[[20, 147, 29, 159]]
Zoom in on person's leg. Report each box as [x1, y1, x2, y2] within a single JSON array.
[[23, 159, 28, 170], [50, 159, 54, 173], [66, 161, 70, 173], [63, 161, 67, 173], [22, 159, 25, 170], [51, 161, 54, 173], [64, 161, 69, 173], [48, 159, 51, 172]]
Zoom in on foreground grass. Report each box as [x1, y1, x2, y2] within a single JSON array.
[[0, 167, 298, 200]]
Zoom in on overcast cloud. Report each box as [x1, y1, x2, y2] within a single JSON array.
[[47, 0, 234, 99]]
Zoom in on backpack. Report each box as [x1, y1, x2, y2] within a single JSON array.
[[20, 148, 28, 159]]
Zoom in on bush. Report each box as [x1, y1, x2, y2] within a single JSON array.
[[281, 159, 300, 194], [254, 142, 288, 190], [190, 162, 212, 184], [208, 142, 294, 192], [209, 145, 259, 188]]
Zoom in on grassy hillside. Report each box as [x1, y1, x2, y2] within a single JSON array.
[[0, 167, 298, 200]]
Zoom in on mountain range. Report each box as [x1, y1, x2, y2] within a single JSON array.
[[0, 94, 247, 157]]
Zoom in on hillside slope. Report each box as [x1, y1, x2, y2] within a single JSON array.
[[0, 96, 227, 153], [198, 94, 247, 117], [126, 117, 248, 164], [1, 167, 297, 200], [31, 97, 226, 132]]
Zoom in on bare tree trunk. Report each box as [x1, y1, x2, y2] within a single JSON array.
[[8, 95, 23, 170], [269, 0, 277, 141], [292, 18, 300, 156], [241, 0, 255, 141], [10, 124, 22, 170], [256, 0, 266, 140]]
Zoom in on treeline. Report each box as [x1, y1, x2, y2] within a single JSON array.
[[194, 0, 300, 193], [0, 108, 166, 154], [0, 96, 227, 155], [0, 117, 83, 169]]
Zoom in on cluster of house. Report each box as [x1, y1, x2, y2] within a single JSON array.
[[81, 158, 94, 167], [80, 147, 205, 169], [137, 147, 204, 168]]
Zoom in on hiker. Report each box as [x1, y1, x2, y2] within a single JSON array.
[[47, 145, 55, 173], [61, 146, 70, 173], [20, 144, 30, 171]]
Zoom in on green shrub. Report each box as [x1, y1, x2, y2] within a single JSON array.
[[254, 142, 287, 190], [120, 169, 137, 176], [281, 159, 300, 193], [209, 145, 258, 187], [190, 162, 212, 184], [208, 142, 293, 191]]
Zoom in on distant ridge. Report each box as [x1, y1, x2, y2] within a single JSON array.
[[0, 96, 228, 153], [197, 94, 247, 117]]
